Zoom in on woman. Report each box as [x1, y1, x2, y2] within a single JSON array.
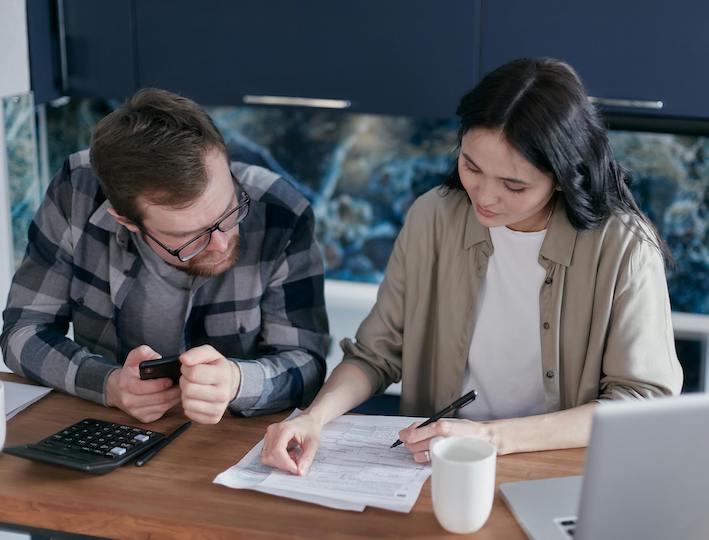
[[261, 58, 683, 475]]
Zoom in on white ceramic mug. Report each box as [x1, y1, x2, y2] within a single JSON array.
[[430, 436, 497, 534], [0, 380, 6, 450]]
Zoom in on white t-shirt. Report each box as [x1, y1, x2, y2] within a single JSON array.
[[458, 225, 548, 421]]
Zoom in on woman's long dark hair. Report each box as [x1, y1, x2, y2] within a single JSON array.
[[443, 57, 667, 257]]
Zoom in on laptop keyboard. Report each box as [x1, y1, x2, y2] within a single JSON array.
[[554, 516, 577, 537]]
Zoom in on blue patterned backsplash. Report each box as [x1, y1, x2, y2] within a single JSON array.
[[5, 98, 708, 315], [4, 94, 43, 268]]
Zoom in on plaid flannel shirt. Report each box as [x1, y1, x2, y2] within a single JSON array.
[[1, 150, 329, 416]]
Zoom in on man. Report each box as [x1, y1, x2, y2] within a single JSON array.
[[1, 88, 329, 424]]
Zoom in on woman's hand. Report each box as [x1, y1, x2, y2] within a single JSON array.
[[397, 418, 498, 463], [260, 413, 323, 475], [399, 403, 598, 460]]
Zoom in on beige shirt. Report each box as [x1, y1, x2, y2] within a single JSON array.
[[341, 188, 683, 417]]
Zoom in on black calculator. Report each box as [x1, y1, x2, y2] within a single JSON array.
[[3, 418, 165, 474]]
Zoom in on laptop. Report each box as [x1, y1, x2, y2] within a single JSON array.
[[500, 393, 709, 540]]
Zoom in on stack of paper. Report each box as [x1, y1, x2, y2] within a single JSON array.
[[214, 413, 431, 512], [4, 381, 52, 420]]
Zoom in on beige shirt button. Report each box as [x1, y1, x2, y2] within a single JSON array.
[[546, 370, 555, 378], [543, 322, 550, 329]]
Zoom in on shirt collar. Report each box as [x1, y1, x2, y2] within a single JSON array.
[[89, 198, 131, 248], [464, 194, 577, 266], [540, 196, 577, 267]]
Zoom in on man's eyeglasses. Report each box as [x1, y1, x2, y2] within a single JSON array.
[[142, 191, 250, 262]]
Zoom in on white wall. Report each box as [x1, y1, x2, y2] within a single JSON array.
[[324, 279, 401, 395], [0, 0, 30, 371], [0, 100, 15, 373], [0, 0, 30, 98]]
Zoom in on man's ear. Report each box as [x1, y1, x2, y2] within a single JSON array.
[[107, 207, 140, 233]]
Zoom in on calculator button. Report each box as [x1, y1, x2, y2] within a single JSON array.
[[133, 434, 150, 442], [110, 447, 127, 457]]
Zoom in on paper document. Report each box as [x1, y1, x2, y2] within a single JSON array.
[[4, 381, 52, 420], [214, 412, 431, 512]]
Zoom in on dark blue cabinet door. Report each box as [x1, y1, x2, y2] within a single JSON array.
[[134, 0, 479, 118], [62, 0, 136, 99], [27, 0, 63, 104], [480, 0, 709, 119]]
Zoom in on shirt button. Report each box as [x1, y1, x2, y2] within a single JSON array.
[[544, 277, 553, 284], [546, 370, 555, 378], [543, 322, 550, 330]]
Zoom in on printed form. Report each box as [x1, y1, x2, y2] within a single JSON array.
[[214, 413, 431, 512]]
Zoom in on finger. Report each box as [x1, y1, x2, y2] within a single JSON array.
[[124, 345, 160, 368], [128, 376, 175, 395], [179, 345, 223, 367], [124, 386, 182, 410], [412, 449, 431, 464], [184, 408, 227, 425], [397, 421, 422, 441], [181, 379, 232, 403], [260, 428, 300, 475], [296, 438, 319, 476], [405, 438, 433, 454], [401, 421, 448, 444], [131, 397, 182, 423], [182, 397, 226, 422], [181, 362, 225, 386]]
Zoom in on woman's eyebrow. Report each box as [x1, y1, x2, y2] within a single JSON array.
[[461, 151, 530, 186]]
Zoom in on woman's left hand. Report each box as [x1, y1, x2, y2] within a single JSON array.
[[397, 419, 497, 463]]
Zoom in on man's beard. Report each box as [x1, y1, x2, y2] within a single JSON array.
[[182, 234, 240, 277]]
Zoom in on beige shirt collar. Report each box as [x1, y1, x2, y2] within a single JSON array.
[[464, 195, 577, 267]]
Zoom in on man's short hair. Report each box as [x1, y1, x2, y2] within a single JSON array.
[[89, 88, 228, 223]]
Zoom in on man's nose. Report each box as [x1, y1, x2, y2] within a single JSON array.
[[205, 229, 230, 252]]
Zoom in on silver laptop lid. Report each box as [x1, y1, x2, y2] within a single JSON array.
[[575, 393, 709, 540]]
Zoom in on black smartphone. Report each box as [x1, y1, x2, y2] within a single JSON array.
[[139, 355, 181, 384]]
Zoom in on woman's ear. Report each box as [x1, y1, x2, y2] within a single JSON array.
[[107, 207, 140, 233]]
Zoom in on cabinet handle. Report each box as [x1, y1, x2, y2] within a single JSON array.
[[589, 97, 664, 110], [57, 0, 69, 92], [243, 95, 352, 109]]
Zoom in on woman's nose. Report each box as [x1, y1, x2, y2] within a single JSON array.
[[475, 177, 499, 206]]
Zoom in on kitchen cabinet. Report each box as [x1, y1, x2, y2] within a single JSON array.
[[61, 0, 136, 100], [134, 0, 479, 117], [479, 0, 709, 119], [32, 0, 709, 121], [53, 0, 480, 118]]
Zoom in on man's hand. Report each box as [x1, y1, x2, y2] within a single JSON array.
[[106, 345, 182, 423], [180, 345, 241, 424]]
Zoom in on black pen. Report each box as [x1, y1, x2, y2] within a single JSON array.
[[390, 389, 478, 448], [135, 421, 192, 466]]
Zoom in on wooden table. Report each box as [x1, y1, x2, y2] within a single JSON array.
[[0, 374, 586, 539]]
